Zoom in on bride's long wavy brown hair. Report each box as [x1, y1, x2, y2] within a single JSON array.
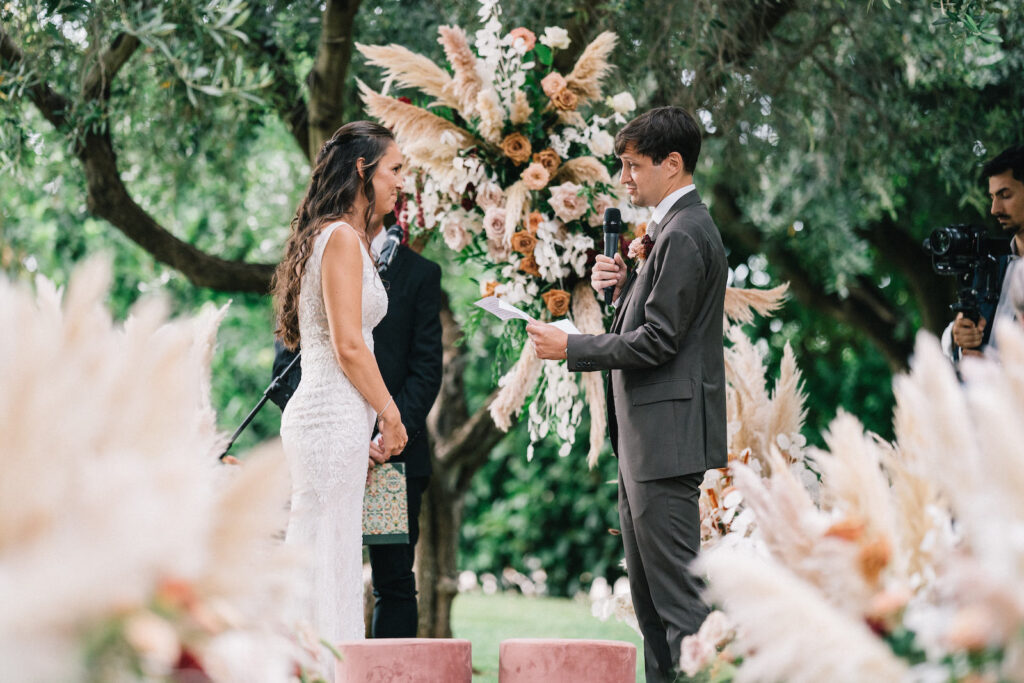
[[273, 121, 395, 349]]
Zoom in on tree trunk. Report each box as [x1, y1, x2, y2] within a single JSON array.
[[413, 296, 509, 638]]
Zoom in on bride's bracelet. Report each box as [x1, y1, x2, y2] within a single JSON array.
[[376, 396, 394, 423]]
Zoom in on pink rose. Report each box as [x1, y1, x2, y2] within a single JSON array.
[[483, 206, 508, 245], [442, 215, 473, 251], [507, 27, 536, 52], [476, 182, 505, 210], [696, 610, 733, 648], [521, 162, 550, 191], [547, 181, 588, 223], [679, 634, 716, 677], [541, 72, 568, 98]]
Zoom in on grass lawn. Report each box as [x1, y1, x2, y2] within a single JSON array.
[[451, 592, 645, 682]]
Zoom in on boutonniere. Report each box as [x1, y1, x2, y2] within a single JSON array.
[[627, 222, 655, 263]]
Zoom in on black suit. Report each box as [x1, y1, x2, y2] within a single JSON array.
[[272, 244, 444, 638]]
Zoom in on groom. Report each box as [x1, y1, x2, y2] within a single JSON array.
[[527, 106, 727, 682]]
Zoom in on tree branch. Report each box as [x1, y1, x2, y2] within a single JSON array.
[[81, 32, 141, 101], [712, 184, 913, 370], [307, 0, 364, 156], [1, 26, 276, 293]]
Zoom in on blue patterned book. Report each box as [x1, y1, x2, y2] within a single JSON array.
[[362, 462, 410, 545]]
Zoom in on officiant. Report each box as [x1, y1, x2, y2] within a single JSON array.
[[271, 220, 444, 638]]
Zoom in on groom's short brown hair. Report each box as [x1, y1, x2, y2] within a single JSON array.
[[614, 106, 702, 173]]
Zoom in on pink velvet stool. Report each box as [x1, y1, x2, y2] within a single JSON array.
[[333, 638, 472, 683], [498, 638, 637, 682]]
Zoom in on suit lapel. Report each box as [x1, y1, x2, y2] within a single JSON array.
[[611, 190, 703, 334]]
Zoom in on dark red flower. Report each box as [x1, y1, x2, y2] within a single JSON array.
[[397, 96, 412, 104], [641, 234, 655, 254]]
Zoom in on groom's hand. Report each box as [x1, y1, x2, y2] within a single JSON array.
[[526, 321, 568, 360], [591, 253, 626, 301]]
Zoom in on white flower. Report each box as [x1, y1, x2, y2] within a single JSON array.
[[606, 92, 636, 114], [124, 612, 181, 674], [679, 633, 716, 677], [588, 129, 614, 158], [539, 26, 571, 50]]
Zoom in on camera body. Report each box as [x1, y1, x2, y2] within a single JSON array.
[[923, 223, 1012, 322]]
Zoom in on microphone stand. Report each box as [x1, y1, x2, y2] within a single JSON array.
[[218, 351, 301, 461]]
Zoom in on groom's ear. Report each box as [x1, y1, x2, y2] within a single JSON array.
[[663, 150, 684, 176]]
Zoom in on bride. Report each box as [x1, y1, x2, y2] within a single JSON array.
[[272, 121, 409, 667]]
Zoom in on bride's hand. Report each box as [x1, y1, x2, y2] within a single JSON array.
[[378, 403, 408, 456]]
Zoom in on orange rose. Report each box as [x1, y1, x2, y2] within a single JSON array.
[[824, 517, 865, 542], [527, 211, 544, 235], [519, 253, 541, 277], [507, 27, 536, 51], [521, 162, 550, 191], [550, 88, 578, 111], [500, 132, 533, 165], [632, 222, 648, 239], [857, 537, 891, 584], [542, 289, 571, 317], [511, 230, 537, 254], [532, 148, 561, 176], [482, 281, 499, 298]]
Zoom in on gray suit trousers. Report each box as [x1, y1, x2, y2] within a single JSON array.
[[619, 469, 708, 683]]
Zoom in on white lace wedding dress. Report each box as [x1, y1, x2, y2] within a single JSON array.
[[280, 221, 388, 667]]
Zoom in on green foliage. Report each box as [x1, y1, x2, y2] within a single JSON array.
[[460, 419, 623, 597]]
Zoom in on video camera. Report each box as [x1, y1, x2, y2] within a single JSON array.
[[923, 223, 1012, 322]]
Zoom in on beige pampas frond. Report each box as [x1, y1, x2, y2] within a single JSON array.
[[813, 412, 902, 585], [700, 548, 908, 683], [724, 325, 772, 459], [490, 342, 544, 431], [572, 282, 607, 468], [552, 156, 612, 186], [724, 283, 789, 325], [0, 259, 299, 680], [565, 31, 618, 106], [503, 181, 528, 245], [768, 342, 808, 451], [358, 79, 475, 146], [438, 25, 483, 118], [356, 43, 458, 109], [510, 90, 533, 125], [475, 87, 505, 145], [358, 79, 477, 169]]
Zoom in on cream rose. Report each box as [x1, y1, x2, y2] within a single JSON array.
[[539, 26, 571, 50], [607, 91, 637, 114], [521, 162, 550, 191], [547, 182, 588, 223], [588, 129, 614, 157]]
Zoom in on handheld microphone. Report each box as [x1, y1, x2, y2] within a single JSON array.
[[376, 224, 404, 273], [602, 207, 623, 305]]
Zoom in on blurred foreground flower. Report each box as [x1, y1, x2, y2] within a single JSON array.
[[0, 259, 306, 682]]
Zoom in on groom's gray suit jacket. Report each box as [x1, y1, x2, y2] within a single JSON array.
[[567, 189, 728, 481]]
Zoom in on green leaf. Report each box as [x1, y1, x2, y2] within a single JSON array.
[[534, 44, 553, 66]]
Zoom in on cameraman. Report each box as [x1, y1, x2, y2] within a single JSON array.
[[945, 145, 1024, 358]]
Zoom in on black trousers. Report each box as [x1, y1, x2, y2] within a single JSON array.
[[618, 470, 707, 683], [368, 474, 429, 638]]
